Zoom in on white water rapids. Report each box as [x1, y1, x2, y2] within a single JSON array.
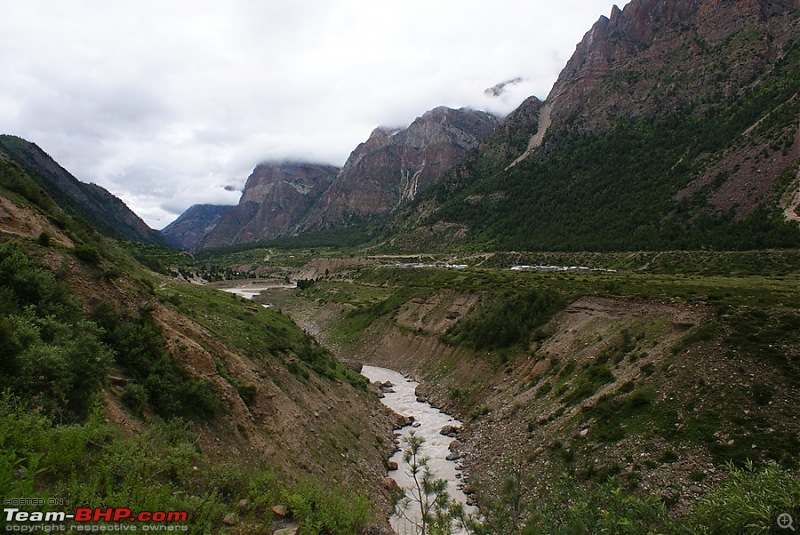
[[361, 365, 475, 535]]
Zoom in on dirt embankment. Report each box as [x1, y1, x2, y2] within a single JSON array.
[[287, 287, 741, 518], [0, 191, 399, 528], [292, 257, 379, 281], [267, 271, 800, 525], [0, 193, 74, 246], [457, 296, 716, 512]]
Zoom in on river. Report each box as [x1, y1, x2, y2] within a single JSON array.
[[219, 282, 296, 301], [221, 284, 474, 533], [361, 365, 475, 535]]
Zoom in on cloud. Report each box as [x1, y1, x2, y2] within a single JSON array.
[[485, 77, 526, 98], [0, 0, 629, 228]]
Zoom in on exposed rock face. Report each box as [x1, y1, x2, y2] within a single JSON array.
[[200, 162, 338, 248], [161, 204, 233, 250], [542, 0, 798, 138], [301, 107, 500, 230], [394, 0, 800, 250], [528, 0, 800, 220]]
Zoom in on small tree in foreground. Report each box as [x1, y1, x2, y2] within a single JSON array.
[[394, 431, 464, 535]]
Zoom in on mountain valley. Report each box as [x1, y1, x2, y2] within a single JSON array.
[[2, 0, 800, 532]]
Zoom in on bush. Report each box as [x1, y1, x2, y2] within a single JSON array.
[[562, 363, 614, 404], [0, 395, 249, 531], [282, 481, 371, 534], [690, 461, 800, 534], [0, 243, 111, 421], [74, 244, 101, 265], [90, 300, 221, 420], [445, 288, 565, 350], [121, 383, 148, 415], [37, 231, 51, 247], [523, 476, 676, 534]]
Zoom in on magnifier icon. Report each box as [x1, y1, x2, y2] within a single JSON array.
[[779, 513, 795, 531]]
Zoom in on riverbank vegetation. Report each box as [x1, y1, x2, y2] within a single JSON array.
[[274, 250, 800, 533], [0, 236, 387, 532], [0, 394, 373, 533]]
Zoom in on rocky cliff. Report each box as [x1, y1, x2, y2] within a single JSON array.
[[301, 107, 500, 230], [393, 0, 800, 251], [200, 162, 338, 249], [539, 0, 798, 139], [161, 204, 233, 250]]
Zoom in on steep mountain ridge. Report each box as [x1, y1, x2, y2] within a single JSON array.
[[391, 0, 800, 251], [300, 106, 500, 230], [0, 135, 166, 246], [186, 106, 501, 249], [539, 0, 797, 138], [160, 203, 233, 250], [200, 162, 339, 249]]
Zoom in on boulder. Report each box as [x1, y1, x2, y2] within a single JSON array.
[[439, 425, 460, 437], [272, 505, 289, 518], [382, 477, 400, 493], [343, 359, 363, 373]]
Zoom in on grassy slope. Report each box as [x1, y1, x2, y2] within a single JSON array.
[[0, 162, 396, 533]]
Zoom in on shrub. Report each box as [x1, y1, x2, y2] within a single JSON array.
[[524, 476, 676, 534], [445, 288, 565, 351], [74, 244, 101, 265], [690, 461, 800, 534], [121, 383, 148, 415], [0, 243, 111, 421], [90, 300, 221, 420], [37, 231, 51, 247], [562, 363, 614, 404], [283, 481, 371, 534], [469, 406, 491, 420]]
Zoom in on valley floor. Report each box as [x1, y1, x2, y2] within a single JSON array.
[[253, 251, 800, 532]]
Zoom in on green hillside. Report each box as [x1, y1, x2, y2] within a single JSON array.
[[0, 135, 167, 246], [0, 159, 393, 532], [391, 26, 800, 252]]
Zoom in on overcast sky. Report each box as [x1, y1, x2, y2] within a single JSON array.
[[0, 1, 629, 229]]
